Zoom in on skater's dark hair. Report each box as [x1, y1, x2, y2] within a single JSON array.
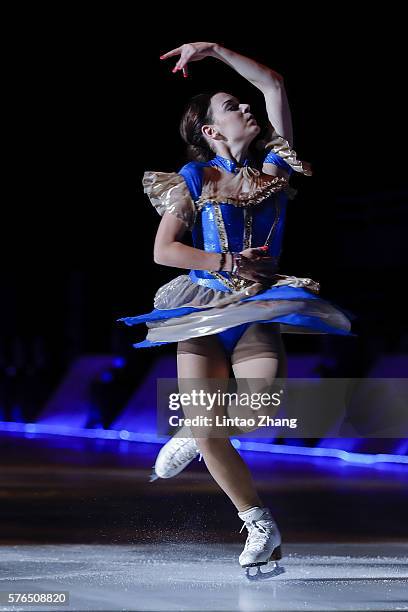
[[179, 90, 269, 166], [179, 91, 217, 163]]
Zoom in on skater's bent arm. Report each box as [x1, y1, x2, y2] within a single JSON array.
[[153, 211, 232, 272], [210, 44, 294, 146], [209, 44, 283, 90], [162, 41, 293, 143]]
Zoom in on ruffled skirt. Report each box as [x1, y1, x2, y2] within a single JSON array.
[[117, 273, 356, 350]]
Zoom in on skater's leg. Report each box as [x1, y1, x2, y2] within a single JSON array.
[[177, 334, 263, 511], [228, 324, 286, 568], [228, 323, 287, 433]]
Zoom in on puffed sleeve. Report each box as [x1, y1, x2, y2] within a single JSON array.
[[263, 127, 313, 176], [142, 171, 197, 231]]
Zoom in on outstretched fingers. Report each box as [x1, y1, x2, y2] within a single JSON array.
[[159, 47, 182, 60], [160, 46, 190, 78]]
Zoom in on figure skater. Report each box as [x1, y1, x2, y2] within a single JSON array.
[[117, 42, 354, 572]]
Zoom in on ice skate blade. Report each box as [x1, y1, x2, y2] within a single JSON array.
[[244, 561, 281, 580], [240, 544, 282, 568]]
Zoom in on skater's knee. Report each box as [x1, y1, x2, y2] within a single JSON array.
[[225, 379, 283, 434], [228, 379, 281, 415]]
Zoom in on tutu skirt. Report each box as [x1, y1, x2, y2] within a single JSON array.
[[117, 271, 356, 355]]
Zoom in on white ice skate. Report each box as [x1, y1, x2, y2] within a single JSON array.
[[149, 425, 203, 481], [238, 506, 282, 572]]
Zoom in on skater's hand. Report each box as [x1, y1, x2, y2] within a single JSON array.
[[237, 250, 280, 284], [240, 247, 269, 260], [159, 42, 216, 78]]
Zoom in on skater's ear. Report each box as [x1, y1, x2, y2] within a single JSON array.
[[201, 123, 224, 145]]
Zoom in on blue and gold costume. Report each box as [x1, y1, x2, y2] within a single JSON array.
[[117, 130, 354, 353]]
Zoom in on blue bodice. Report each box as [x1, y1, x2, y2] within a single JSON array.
[[178, 153, 293, 293]]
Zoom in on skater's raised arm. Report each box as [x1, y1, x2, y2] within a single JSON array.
[[160, 42, 293, 147], [210, 44, 293, 147]]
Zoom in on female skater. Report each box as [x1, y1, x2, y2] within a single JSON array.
[[117, 42, 353, 571]]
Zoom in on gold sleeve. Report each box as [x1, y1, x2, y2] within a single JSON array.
[[263, 127, 313, 176], [142, 171, 197, 231]]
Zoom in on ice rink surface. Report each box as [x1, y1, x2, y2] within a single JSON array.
[[1, 542, 407, 611]]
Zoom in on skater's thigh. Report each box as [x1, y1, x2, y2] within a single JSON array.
[[229, 323, 287, 431], [177, 333, 230, 378], [231, 323, 287, 390], [177, 334, 230, 438]]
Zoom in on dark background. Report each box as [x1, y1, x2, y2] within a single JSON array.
[[2, 12, 407, 419]]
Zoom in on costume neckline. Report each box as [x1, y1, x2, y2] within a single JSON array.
[[209, 154, 249, 174]]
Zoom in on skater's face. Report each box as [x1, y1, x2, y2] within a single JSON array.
[[201, 92, 261, 152]]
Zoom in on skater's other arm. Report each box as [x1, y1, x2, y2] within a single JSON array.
[[154, 211, 275, 282], [153, 210, 233, 272]]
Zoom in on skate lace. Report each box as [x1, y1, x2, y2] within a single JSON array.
[[239, 519, 275, 552], [167, 437, 202, 466]]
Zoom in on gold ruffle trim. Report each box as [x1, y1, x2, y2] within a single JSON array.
[[195, 167, 291, 211], [142, 140, 307, 229]]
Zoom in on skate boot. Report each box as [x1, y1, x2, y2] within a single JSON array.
[[237, 506, 282, 571], [149, 425, 203, 482]]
